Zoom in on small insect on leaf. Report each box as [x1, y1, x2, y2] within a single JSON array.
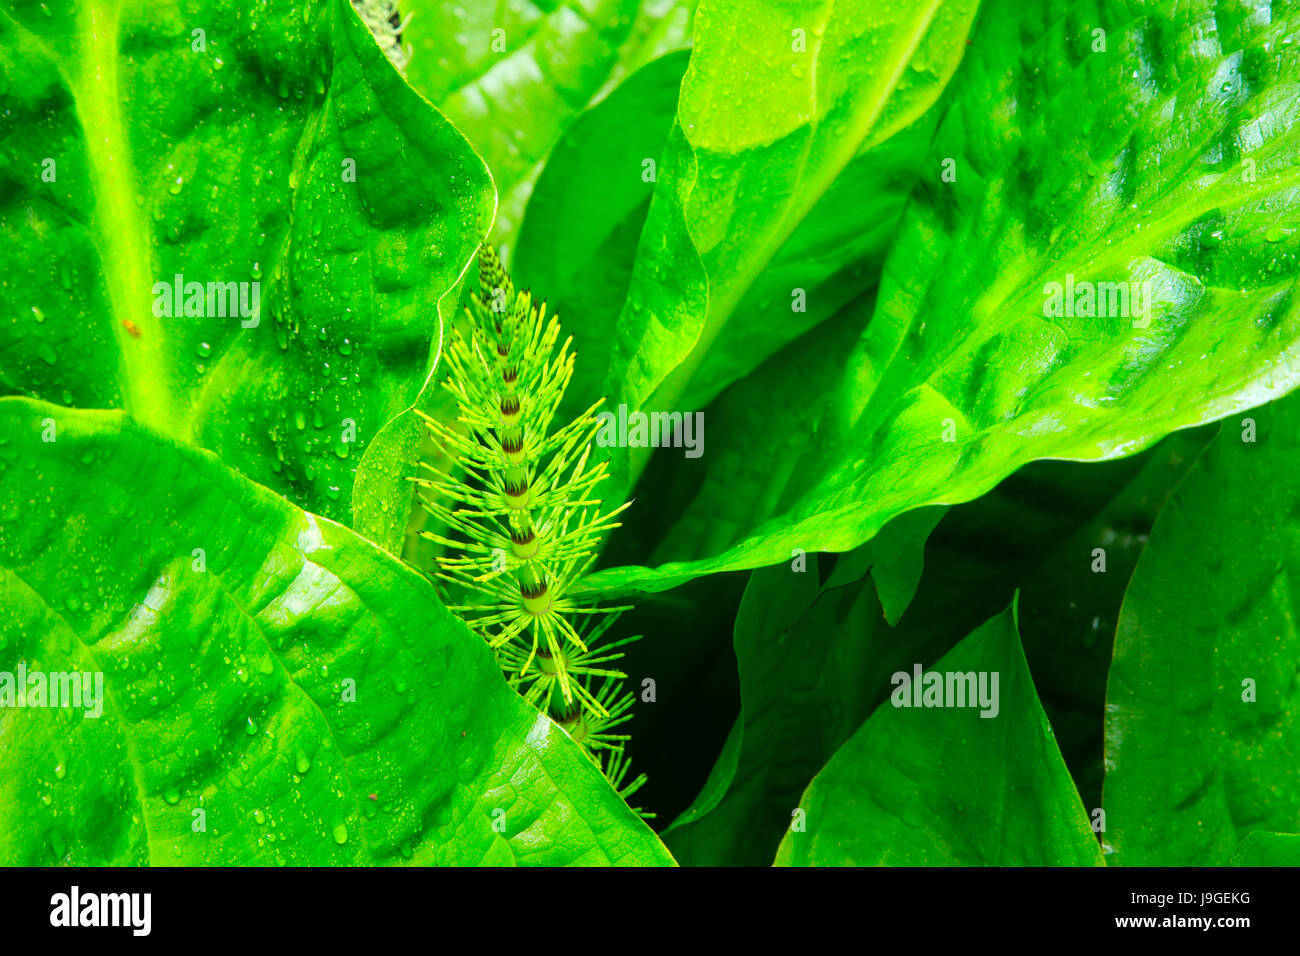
[[122, 319, 141, 338]]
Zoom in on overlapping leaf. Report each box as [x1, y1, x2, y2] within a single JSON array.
[[0, 398, 672, 866], [1231, 831, 1300, 866], [775, 603, 1103, 866], [0, 0, 492, 532], [663, 557, 885, 866], [583, 0, 1300, 599], [513, 49, 691, 424], [665, 427, 1205, 865], [404, 0, 698, 253]]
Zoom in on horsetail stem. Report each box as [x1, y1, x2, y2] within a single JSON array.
[[414, 244, 648, 809]]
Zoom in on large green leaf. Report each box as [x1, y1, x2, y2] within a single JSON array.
[[616, 287, 943, 621], [403, 0, 697, 253], [0, 398, 672, 866], [1102, 393, 1300, 867], [583, 0, 1300, 599], [0, 0, 493, 530], [514, 51, 948, 429], [604, 0, 981, 470], [606, 291, 869, 576], [666, 424, 1208, 864], [775, 603, 1104, 866]]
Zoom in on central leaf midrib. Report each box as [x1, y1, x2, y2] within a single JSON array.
[[72, 1, 182, 438]]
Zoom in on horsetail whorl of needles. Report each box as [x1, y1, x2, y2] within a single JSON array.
[[415, 245, 647, 807], [350, 0, 412, 72]]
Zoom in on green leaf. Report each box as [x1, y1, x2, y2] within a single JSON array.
[[664, 557, 885, 866], [516, 50, 950, 428], [674, 109, 950, 417], [591, 293, 936, 627], [1103, 396, 1300, 867], [584, 0, 1300, 598], [1230, 831, 1300, 867], [0, 397, 672, 866], [909, 428, 1213, 810], [404, 0, 697, 252], [997, 430, 1212, 808], [605, 291, 869, 577], [0, 0, 493, 529], [513, 49, 692, 423], [605, 0, 981, 468], [667, 427, 1208, 864], [775, 602, 1104, 866]]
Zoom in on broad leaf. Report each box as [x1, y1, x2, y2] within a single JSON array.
[[0, 398, 672, 866], [1103, 394, 1300, 867], [664, 557, 883, 866], [775, 602, 1104, 866], [584, 0, 1300, 599], [604, 0, 981, 474], [667, 430, 1207, 864], [0, 0, 493, 531]]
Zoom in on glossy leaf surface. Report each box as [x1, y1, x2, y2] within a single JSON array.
[[0, 398, 673, 866]]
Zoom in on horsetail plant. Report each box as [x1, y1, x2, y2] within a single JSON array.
[[350, 0, 412, 72], [414, 245, 648, 807]]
